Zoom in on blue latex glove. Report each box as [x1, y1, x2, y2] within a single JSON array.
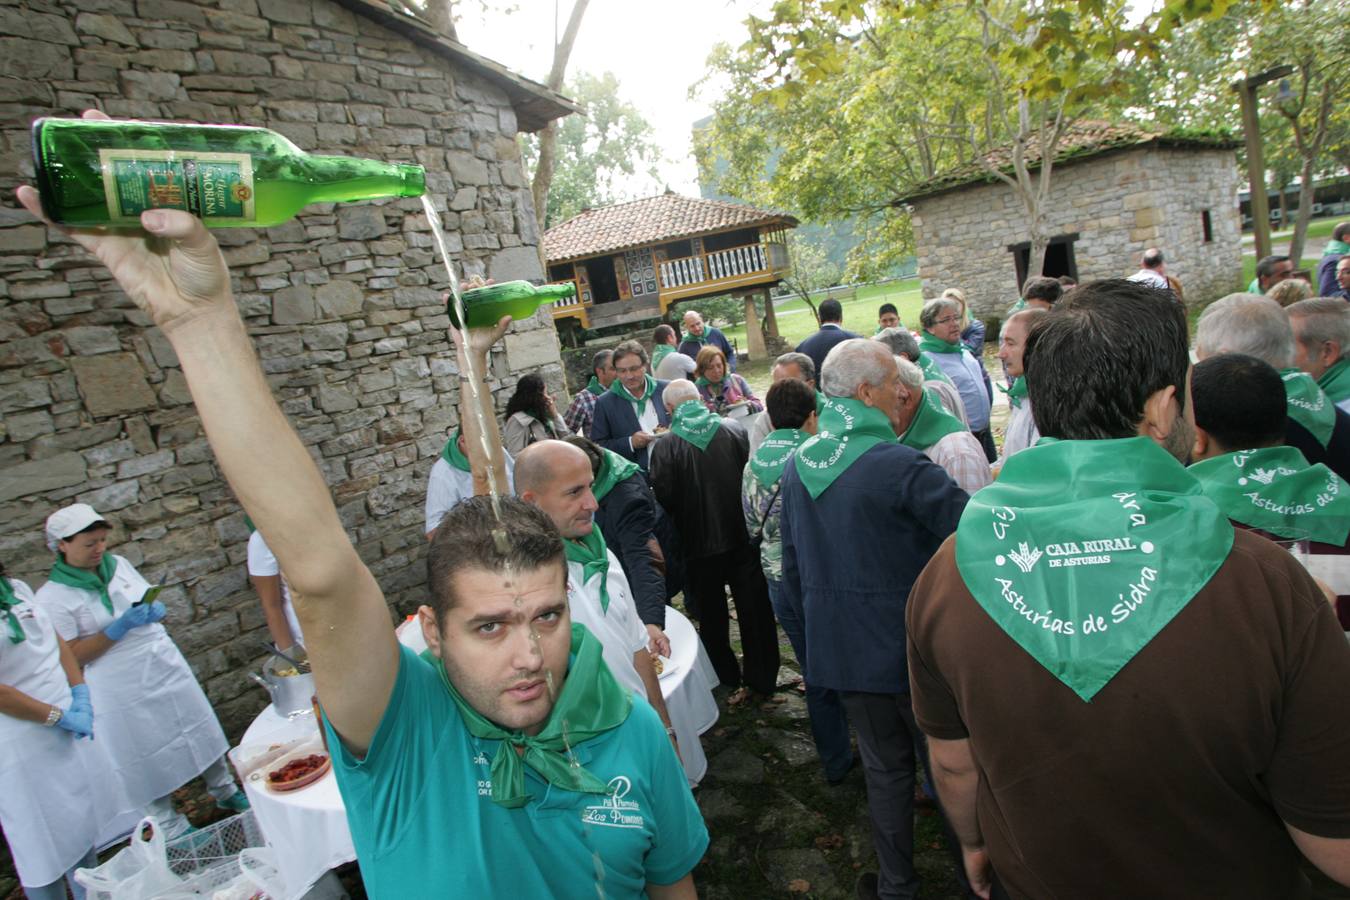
[[145, 600, 167, 624], [57, 684, 93, 739], [103, 603, 159, 641]]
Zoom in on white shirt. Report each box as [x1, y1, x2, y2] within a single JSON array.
[[247, 530, 303, 645], [655, 351, 696, 381], [999, 398, 1041, 465], [424, 453, 516, 535], [566, 548, 649, 698], [924, 431, 993, 495], [1128, 269, 1169, 290]]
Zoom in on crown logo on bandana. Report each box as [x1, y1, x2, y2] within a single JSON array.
[[1008, 542, 1044, 574]]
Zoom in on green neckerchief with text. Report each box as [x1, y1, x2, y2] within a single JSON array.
[[750, 428, 809, 488], [0, 578, 24, 644], [1188, 446, 1350, 545], [590, 448, 640, 502], [900, 389, 967, 452], [565, 526, 613, 612], [651, 344, 674, 371], [918, 353, 956, 387], [609, 374, 657, 415], [955, 437, 1232, 701], [1281, 368, 1335, 448], [919, 333, 964, 355], [426, 623, 630, 809], [670, 399, 721, 451], [48, 554, 118, 615], [795, 397, 897, 499], [441, 429, 471, 473], [999, 376, 1029, 409], [1317, 358, 1350, 407]]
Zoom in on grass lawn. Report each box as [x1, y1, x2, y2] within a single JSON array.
[[721, 278, 924, 350], [1244, 216, 1343, 246]]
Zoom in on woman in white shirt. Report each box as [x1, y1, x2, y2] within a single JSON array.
[[0, 562, 102, 900], [35, 503, 247, 843]]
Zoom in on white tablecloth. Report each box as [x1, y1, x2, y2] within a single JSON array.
[[395, 605, 720, 784]]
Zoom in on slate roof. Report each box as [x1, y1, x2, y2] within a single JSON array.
[[543, 191, 799, 264], [892, 121, 1239, 205]]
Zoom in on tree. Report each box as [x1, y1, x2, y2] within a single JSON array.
[[519, 72, 664, 228], [530, 0, 591, 268], [778, 235, 844, 327]]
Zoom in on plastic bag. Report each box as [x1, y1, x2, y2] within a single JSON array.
[[238, 847, 285, 899], [74, 817, 184, 900]]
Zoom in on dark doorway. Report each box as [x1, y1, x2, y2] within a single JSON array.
[[583, 256, 620, 305], [1009, 233, 1079, 289]]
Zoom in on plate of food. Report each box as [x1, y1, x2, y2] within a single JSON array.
[[651, 425, 670, 437], [653, 655, 680, 681], [258, 748, 331, 793]]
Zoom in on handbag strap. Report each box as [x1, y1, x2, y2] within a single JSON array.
[[751, 480, 782, 543]]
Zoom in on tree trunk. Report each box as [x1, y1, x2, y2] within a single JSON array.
[[1289, 162, 1316, 266], [530, 0, 590, 271], [1025, 225, 1049, 285]]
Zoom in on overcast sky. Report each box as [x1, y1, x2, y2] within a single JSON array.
[[458, 0, 771, 197]]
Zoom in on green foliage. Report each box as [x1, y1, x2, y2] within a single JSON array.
[[519, 71, 664, 228]]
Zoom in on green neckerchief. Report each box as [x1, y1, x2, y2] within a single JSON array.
[[1007, 297, 1028, 315], [527, 410, 561, 439], [651, 344, 674, 370], [999, 376, 1029, 409], [1189, 446, 1350, 546], [591, 448, 640, 502], [815, 391, 826, 415], [750, 428, 809, 488], [918, 352, 955, 387], [919, 333, 964, 355], [955, 437, 1232, 702], [900, 389, 966, 452], [426, 623, 631, 809], [1323, 239, 1350, 258], [609, 374, 656, 415], [1280, 368, 1335, 448], [1247, 277, 1260, 293], [683, 331, 707, 346], [441, 429, 471, 473], [795, 397, 897, 499], [0, 578, 24, 644], [1317, 358, 1350, 407], [585, 376, 605, 397], [244, 515, 255, 534], [565, 527, 613, 612], [48, 554, 119, 615], [670, 399, 721, 451]]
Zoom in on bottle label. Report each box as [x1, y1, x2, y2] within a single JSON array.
[[98, 149, 256, 222]]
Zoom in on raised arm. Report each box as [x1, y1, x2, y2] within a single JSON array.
[[451, 312, 512, 497], [18, 144, 394, 751]]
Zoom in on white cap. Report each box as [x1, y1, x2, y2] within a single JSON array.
[[44, 503, 109, 552]]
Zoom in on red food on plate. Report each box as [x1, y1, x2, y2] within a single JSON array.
[[266, 753, 330, 792]]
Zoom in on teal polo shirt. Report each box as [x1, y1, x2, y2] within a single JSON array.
[[325, 645, 708, 898]]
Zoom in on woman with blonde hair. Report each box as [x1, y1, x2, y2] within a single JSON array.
[[694, 346, 763, 416], [1268, 277, 1314, 308]]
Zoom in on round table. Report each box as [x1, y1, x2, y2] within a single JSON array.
[[233, 607, 719, 898]]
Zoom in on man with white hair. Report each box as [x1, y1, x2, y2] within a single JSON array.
[[1287, 298, 1350, 413], [875, 327, 968, 425], [919, 298, 995, 461], [894, 357, 991, 494], [677, 309, 736, 372], [747, 351, 819, 453], [649, 380, 779, 700], [779, 340, 969, 899], [1194, 293, 1350, 481], [995, 308, 1049, 464]]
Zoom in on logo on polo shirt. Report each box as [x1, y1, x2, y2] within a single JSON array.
[[581, 775, 646, 829]]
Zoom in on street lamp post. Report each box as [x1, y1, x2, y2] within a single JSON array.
[[1233, 65, 1294, 262]]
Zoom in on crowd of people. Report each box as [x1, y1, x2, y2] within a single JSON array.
[[5, 151, 1350, 900]]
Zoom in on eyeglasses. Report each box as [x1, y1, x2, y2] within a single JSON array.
[[933, 315, 962, 326], [615, 364, 645, 376]]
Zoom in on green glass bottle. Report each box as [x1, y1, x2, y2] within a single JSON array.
[[31, 117, 425, 228], [448, 280, 577, 329]]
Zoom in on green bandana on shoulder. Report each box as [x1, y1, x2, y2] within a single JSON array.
[[795, 397, 897, 499], [955, 437, 1232, 702], [750, 428, 809, 487], [0, 578, 24, 644], [1189, 446, 1350, 545], [670, 399, 721, 450], [999, 377, 1029, 409], [919, 333, 964, 355], [565, 527, 613, 612], [918, 353, 955, 387], [441, 429, 471, 473], [651, 344, 674, 371], [591, 448, 640, 502], [1318, 358, 1350, 407], [425, 623, 631, 809], [48, 554, 118, 615], [1282, 368, 1335, 448], [585, 375, 605, 397], [900, 389, 967, 452]]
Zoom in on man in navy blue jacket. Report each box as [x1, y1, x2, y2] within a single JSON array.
[[795, 298, 861, 378], [678, 309, 737, 372], [589, 340, 672, 470], [780, 338, 968, 900]]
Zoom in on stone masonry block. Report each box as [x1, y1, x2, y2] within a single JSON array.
[[504, 328, 561, 372], [70, 353, 158, 417], [0, 451, 86, 503], [272, 284, 316, 324], [316, 280, 364, 319]]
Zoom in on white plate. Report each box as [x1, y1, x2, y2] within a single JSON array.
[[655, 656, 680, 681]]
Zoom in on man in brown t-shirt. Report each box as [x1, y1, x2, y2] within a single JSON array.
[[907, 280, 1350, 899]]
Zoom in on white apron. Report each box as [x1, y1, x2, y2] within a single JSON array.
[[34, 557, 228, 818], [0, 580, 109, 887]]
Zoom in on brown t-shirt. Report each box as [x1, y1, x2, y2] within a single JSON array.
[[908, 528, 1350, 900]]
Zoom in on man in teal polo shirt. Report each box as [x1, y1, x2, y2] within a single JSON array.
[[14, 167, 707, 899]]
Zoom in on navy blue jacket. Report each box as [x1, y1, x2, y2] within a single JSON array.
[[589, 380, 671, 470], [1286, 406, 1350, 483], [678, 326, 736, 372], [795, 324, 861, 379], [594, 472, 668, 629], [1317, 253, 1344, 298], [779, 443, 968, 693]]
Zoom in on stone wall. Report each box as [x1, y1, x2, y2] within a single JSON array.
[[910, 146, 1244, 318], [0, 0, 567, 736]]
